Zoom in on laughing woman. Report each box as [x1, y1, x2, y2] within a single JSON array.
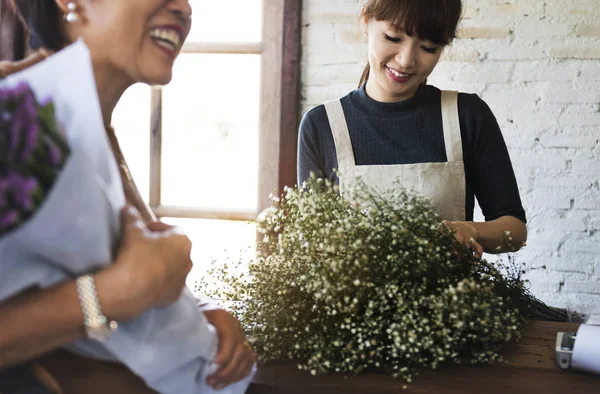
[[298, 0, 527, 256], [0, 1, 254, 393]]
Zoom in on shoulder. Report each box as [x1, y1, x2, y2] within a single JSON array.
[[299, 104, 326, 138], [422, 84, 494, 119], [299, 89, 355, 135], [457, 92, 495, 118], [302, 103, 327, 124]]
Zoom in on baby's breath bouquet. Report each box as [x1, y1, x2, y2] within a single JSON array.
[[199, 176, 571, 383]]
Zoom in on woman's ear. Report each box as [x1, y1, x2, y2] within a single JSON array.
[[362, 16, 369, 37], [54, 0, 71, 13], [55, 0, 88, 23]]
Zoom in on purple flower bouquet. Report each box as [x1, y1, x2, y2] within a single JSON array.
[[0, 81, 70, 235]]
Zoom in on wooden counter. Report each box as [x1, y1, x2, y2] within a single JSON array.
[[248, 321, 600, 394]]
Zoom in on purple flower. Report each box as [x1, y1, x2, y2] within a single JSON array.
[[21, 92, 37, 119], [39, 96, 53, 107], [19, 123, 40, 162], [13, 81, 33, 99], [6, 173, 38, 211], [0, 81, 67, 235], [0, 210, 18, 229], [0, 81, 33, 102], [8, 114, 23, 154], [4, 86, 40, 162], [47, 143, 62, 167]]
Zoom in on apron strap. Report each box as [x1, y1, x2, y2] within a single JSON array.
[[441, 91, 464, 162], [324, 99, 356, 168]]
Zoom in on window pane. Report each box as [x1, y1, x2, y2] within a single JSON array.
[[161, 54, 260, 210], [188, 0, 262, 43], [112, 83, 152, 202], [161, 218, 256, 293]]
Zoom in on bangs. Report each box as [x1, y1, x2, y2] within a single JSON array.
[[364, 0, 462, 45]]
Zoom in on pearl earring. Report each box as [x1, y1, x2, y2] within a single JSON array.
[[65, 2, 79, 23]]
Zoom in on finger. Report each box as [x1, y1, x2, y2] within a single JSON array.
[[223, 348, 254, 388], [212, 332, 237, 371], [146, 221, 172, 233], [235, 347, 257, 382], [121, 206, 143, 225], [472, 242, 484, 259], [160, 224, 190, 239], [212, 343, 247, 384], [8, 51, 49, 74], [467, 237, 483, 259], [240, 348, 256, 379], [121, 206, 145, 238], [453, 232, 466, 244], [184, 258, 194, 275]]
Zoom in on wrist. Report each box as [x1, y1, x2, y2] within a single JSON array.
[[75, 274, 118, 341], [465, 221, 481, 241], [95, 264, 147, 321]]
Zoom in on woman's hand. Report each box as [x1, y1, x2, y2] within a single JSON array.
[[203, 309, 256, 390], [442, 220, 483, 258], [443, 216, 527, 255], [0, 50, 51, 78], [97, 206, 193, 320]]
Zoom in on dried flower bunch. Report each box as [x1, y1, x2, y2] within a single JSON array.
[[198, 175, 570, 383]]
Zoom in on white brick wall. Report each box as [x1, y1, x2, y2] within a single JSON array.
[[300, 0, 600, 323]]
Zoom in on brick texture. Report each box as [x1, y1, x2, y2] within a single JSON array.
[[301, 0, 600, 323]]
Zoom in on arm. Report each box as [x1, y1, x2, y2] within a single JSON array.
[[444, 215, 527, 255], [0, 207, 194, 369], [297, 109, 325, 185], [446, 94, 528, 256], [471, 215, 526, 252], [0, 268, 133, 369]]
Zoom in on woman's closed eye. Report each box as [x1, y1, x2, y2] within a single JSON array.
[[421, 46, 439, 54], [383, 34, 401, 43], [384, 34, 439, 54]]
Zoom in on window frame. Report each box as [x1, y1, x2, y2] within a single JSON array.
[[148, 1, 301, 222]]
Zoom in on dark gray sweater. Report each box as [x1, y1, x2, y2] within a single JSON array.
[[297, 83, 526, 223]]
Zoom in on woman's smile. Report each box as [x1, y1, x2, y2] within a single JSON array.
[[385, 66, 414, 83], [149, 25, 184, 59]]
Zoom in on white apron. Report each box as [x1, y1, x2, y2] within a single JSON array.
[[324, 90, 466, 221]]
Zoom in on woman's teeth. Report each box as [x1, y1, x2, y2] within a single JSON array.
[[149, 28, 181, 51], [388, 67, 410, 78]]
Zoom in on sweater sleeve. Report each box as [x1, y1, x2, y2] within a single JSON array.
[[297, 109, 325, 185], [459, 94, 527, 223]]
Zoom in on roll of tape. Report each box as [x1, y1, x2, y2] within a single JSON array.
[[572, 324, 600, 375]]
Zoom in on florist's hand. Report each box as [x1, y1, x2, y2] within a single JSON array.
[[442, 220, 483, 259], [204, 309, 256, 390], [106, 206, 193, 319]]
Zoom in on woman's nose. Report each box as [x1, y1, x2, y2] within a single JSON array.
[[396, 45, 417, 70], [166, 0, 193, 21]]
